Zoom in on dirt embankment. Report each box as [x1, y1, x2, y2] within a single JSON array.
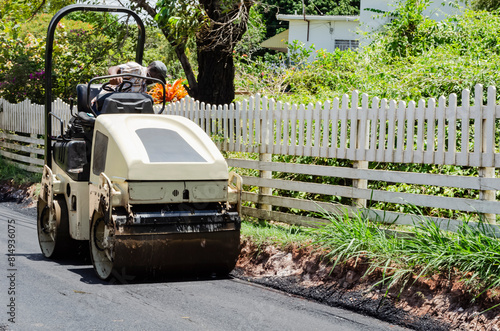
[[234, 240, 500, 331], [0, 181, 37, 206], [3, 181, 499, 330]]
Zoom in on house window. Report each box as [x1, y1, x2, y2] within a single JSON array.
[[334, 39, 359, 51]]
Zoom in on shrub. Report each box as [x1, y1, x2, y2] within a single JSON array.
[[0, 14, 139, 104], [235, 7, 500, 105]]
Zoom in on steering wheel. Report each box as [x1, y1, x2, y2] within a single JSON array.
[[101, 82, 115, 92], [101, 80, 133, 92], [117, 80, 133, 92]]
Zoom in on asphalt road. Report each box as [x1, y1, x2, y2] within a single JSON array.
[[0, 203, 407, 331]]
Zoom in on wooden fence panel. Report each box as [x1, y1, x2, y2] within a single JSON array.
[[329, 98, 340, 159], [356, 94, 369, 160], [435, 96, 446, 165], [347, 91, 358, 160]]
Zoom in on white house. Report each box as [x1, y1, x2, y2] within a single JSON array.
[[274, 14, 359, 53], [262, 0, 466, 53]]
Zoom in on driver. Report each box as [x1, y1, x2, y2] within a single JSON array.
[[91, 61, 167, 112], [108, 61, 167, 92]]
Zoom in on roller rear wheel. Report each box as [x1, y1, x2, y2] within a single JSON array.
[[37, 196, 72, 258], [90, 215, 115, 280]]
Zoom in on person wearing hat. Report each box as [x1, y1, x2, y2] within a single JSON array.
[[90, 61, 167, 112], [107, 60, 167, 92]]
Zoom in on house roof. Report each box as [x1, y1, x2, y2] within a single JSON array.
[[276, 14, 359, 22], [260, 29, 289, 53]]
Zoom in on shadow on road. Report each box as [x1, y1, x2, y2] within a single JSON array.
[[18, 251, 234, 286], [70, 265, 234, 286]]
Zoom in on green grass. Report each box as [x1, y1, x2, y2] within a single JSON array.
[[314, 209, 500, 294], [0, 156, 41, 184], [241, 220, 311, 250], [242, 208, 500, 296]]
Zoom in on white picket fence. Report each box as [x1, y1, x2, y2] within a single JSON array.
[[1, 85, 500, 233], [171, 85, 500, 168], [0, 98, 69, 173]]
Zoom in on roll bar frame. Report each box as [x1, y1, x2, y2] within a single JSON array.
[[44, 4, 146, 168]]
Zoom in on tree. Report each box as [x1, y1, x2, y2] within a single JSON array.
[[234, 6, 267, 58], [0, 0, 73, 23], [472, 0, 500, 10], [0, 2, 145, 103], [130, 0, 253, 105]]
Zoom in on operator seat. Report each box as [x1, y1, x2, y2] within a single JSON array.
[[96, 92, 155, 114], [76, 83, 101, 125]]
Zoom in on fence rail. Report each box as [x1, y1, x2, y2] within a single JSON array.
[[1, 84, 500, 231]]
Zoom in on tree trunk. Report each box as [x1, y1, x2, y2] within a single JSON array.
[[193, 45, 235, 105]]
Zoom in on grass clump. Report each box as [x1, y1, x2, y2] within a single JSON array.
[[242, 209, 500, 294], [0, 156, 41, 184], [241, 220, 311, 250], [313, 209, 500, 293]]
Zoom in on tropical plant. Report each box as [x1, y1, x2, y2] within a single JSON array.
[[148, 80, 188, 104]]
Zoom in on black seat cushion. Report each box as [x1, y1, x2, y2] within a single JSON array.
[[97, 92, 154, 114], [76, 84, 102, 114]]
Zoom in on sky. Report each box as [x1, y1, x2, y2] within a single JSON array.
[[76, 0, 157, 22]]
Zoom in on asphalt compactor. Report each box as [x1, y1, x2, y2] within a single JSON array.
[[37, 5, 242, 280]]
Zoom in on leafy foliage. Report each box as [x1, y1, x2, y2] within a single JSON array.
[[236, 8, 500, 105], [380, 0, 437, 58], [0, 11, 164, 103], [154, 0, 204, 45], [472, 0, 500, 10], [0, 0, 73, 23]]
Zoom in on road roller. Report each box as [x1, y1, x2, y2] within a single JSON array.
[[37, 5, 242, 280]]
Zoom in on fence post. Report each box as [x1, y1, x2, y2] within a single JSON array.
[[30, 133, 37, 160], [352, 93, 369, 208], [479, 86, 497, 224], [258, 153, 273, 213], [0, 98, 3, 129], [352, 161, 368, 208], [479, 167, 496, 224]]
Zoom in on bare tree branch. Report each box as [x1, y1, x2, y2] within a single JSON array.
[[129, 0, 198, 94], [197, 0, 253, 53]]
